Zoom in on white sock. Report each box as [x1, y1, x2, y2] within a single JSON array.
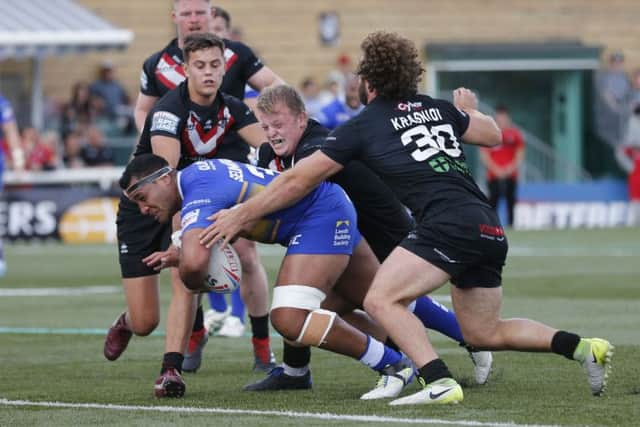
[[283, 363, 309, 377], [358, 336, 385, 369]]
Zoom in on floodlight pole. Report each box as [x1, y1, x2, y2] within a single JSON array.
[[31, 54, 43, 130]]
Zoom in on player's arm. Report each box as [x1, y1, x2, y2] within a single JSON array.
[[2, 119, 24, 171], [151, 135, 181, 168], [247, 66, 285, 91], [237, 122, 267, 148], [179, 227, 211, 292], [134, 93, 159, 133], [453, 87, 501, 147], [199, 150, 343, 248]]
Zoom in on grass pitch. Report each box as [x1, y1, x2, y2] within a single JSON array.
[[0, 228, 639, 426]]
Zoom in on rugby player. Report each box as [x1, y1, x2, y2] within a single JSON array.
[[0, 93, 25, 276], [120, 152, 414, 399], [198, 31, 613, 405], [105, 33, 274, 398], [244, 84, 492, 397]]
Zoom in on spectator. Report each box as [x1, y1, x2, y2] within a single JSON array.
[[327, 53, 354, 102], [317, 74, 363, 130], [26, 130, 59, 171], [299, 77, 325, 118], [594, 51, 632, 146], [62, 131, 85, 169], [80, 126, 113, 167], [90, 61, 131, 120], [0, 93, 25, 276], [479, 105, 525, 227], [61, 81, 97, 138]]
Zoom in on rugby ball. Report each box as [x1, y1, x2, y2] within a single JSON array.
[[205, 241, 242, 294]]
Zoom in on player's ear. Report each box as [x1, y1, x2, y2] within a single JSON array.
[[298, 111, 308, 128]]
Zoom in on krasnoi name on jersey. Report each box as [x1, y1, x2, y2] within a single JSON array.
[[391, 108, 444, 131]]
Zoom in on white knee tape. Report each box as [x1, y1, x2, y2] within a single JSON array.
[[271, 285, 326, 311], [171, 230, 183, 249], [296, 308, 337, 347]]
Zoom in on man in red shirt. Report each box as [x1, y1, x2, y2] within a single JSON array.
[[480, 105, 525, 226]]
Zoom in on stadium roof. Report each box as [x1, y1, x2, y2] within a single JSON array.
[[0, 0, 133, 59]]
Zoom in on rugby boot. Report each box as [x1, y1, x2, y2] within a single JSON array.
[[154, 368, 186, 398], [468, 350, 493, 385], [389, 377, 463, 405], [182, 327, 209, 373], [244, 366, 312, 391], [360, 355, 415, 400], [576, 338, 614, 396], [104, 312, 132, 361]]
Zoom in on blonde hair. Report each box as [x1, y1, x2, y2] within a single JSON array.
[[256, 85, 306, 115]]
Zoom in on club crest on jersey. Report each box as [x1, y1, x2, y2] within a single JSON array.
[[184, 107, 233, 156], [396, 101, 424, 112]]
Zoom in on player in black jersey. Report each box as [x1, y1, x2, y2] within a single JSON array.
[[200, 32, 613, 404], [105, 33, 275, 399], [243, 85, 493, 397], [134, 0, 283, 130]]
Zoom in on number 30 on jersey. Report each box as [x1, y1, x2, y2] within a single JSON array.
[[400, 124, 461, 161]]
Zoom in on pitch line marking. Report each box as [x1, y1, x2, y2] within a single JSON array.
[[0, 398, 571, 427], [0, 285, 120, 297]]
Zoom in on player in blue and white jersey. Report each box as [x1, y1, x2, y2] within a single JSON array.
[[0, 94, 25, 276], [120, 153, 414, 396]]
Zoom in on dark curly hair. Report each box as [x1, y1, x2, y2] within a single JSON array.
[[357, 31, 424, 100]]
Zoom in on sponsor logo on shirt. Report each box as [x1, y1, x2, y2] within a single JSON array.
[[181, 209, 200, 229], [151, 111, 180, 134]]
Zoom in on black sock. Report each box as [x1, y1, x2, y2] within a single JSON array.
[[161, 352, 184, 374], [249, 314, 269, 339], [417, 358, 453, 385], [283, 341, 311, 368], [384, 337, 400, 352], [192, 305, 204, 331], [551, 330, 581, 360]]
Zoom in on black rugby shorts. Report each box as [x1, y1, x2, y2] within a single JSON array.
[[399, 204, 507, 288], [116, 195, 171, 278]]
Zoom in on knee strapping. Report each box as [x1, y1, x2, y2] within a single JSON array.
[[271, 285, 336, 346], [296, 309, 337, 346]]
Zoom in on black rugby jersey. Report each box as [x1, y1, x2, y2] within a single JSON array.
[[140, 38, 264, 100], [257, 119, 413, 261], [322, 95, 490, 221], [134, 81, 257, 170]]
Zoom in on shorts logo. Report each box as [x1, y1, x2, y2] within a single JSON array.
[[181, 209, 200, 229], [120, 243, 128, 254], [289, 234, 302, 246], [151, 111, 180, 134], [479, 224, 505, 241], [333, 220, 351, 247]]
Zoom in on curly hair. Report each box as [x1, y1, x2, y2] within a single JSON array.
[[357, 31, 424, 100]]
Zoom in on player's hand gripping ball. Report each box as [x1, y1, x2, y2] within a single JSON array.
[[205, 241, 242, 294]]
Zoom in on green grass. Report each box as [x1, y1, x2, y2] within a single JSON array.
[[1, 228, 639, 426]]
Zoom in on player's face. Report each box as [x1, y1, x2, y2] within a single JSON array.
[[257, 102, 307, 157], [211, 16, 230, 39], [172, 0, 212, 39], [127, 175, 178, 223], [184, 47, 225, 100]]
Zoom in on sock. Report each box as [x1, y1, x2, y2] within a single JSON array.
[[551, 330, 582, 360], [252, 336, 272, 364], [409, 296, 465, 344], [230, 288, 246, 323], [249, 314, 269, 339], [358, 335, 402, 372], [417, 358, 453, 386], [283, 341, 311, 368], [161, 352, 184, 374], [208, 292, 228, 313], [192, 305, 204, 332], [283, 363, 309, 377]]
